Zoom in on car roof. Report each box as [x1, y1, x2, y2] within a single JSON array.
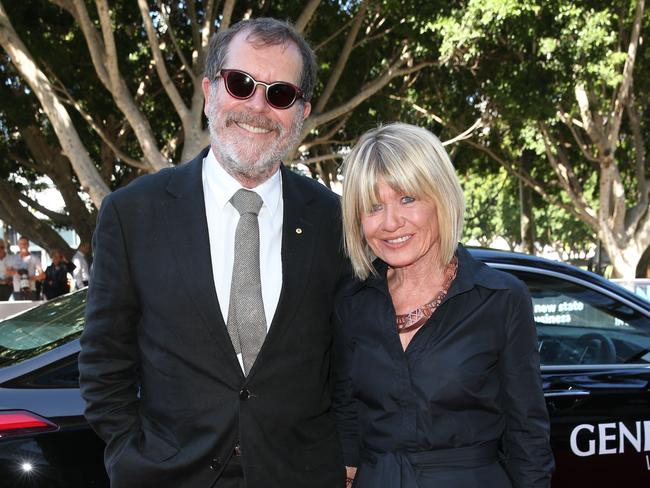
[[467, 247, 650, 310]]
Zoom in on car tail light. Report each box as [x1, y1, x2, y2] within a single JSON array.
[[0, 410, 59, 438]]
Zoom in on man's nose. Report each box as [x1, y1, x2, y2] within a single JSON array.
[[244, 84, 270, 112]]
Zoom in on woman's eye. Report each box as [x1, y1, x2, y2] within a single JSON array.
[[401, 196, 415, 204], [368, 203, 383, 213]]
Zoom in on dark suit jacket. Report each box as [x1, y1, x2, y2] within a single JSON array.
[[79, 148, 348, 488]]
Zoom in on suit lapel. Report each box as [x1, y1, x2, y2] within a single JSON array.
[[248, 166, 318, 376], [162, 149, 243, 377]]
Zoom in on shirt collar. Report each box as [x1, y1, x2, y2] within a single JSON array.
[[347, 243, 510, 297], [204, 148, 282, 216]]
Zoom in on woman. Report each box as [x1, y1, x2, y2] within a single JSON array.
[[333, 123, 553, 487]]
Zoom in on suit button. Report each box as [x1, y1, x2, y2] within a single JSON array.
[[239, 388, 251, 400], [209, 457, 222, 470]]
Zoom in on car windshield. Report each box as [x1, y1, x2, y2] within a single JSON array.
[[0, 290, 87, 366]]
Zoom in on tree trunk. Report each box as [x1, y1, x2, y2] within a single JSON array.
[[0, 0, 110, 207], [519, 157, 535, 255]]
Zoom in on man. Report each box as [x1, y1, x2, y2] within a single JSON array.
[[0, 239, 13, 300], [72, 241, 91, 289], [42, 249, 75, 300], [79, 18, 348, 488], [10, 236, 44, 300]]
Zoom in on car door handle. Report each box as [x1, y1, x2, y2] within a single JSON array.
[[544, 388, 591, 398]]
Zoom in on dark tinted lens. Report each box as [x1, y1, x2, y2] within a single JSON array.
[[267, 83, 297, 108], [226, 71, 255, 98]]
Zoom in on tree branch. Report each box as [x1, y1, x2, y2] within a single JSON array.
[[0, 0, 110, 205], [303, 53, 435, 137], [315, 0, 369, 114], [608, 0, 645, 148], [138, 0, 191, 121], [574, 83, 603, 146], [0, 181, 73, 255], [156, 1, 193, 76], [539, 123, 594, 224], [187, 0, 201, 53], [295, 0, 321, 34], [463, 137, 598, 229], [52, 76, 148, 170], [17, 192, 72, 227], [299, 114, 350, 151], [442, 118, 483, 146], [61, 0, 110, 87], [219, 0, 235, 32], [557, 109, 600, 165], [625, 92, 649, 214], [313, 17, 355, 52]]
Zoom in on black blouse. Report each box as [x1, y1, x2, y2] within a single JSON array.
[[332, 245, 554, 487]]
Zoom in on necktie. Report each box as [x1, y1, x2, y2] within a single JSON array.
[[227, 189, 266, 375]]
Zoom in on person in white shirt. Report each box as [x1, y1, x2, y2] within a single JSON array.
[[79, 17, 348, 488], [10, 236, 44, 300], [72, 242, 91, 289]]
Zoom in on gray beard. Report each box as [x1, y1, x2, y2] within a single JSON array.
[[208, 109, 304, 185]]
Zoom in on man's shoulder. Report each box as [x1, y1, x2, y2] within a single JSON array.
[[108, 151, 205, 206], [109, 166, 177, 202], [282, 167, 340, 207]]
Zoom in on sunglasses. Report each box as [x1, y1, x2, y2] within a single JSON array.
[[218, 69, 304, 109]]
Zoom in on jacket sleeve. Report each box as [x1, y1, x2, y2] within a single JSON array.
[[331, 298, 360, 467], [78, 195, 141, 463], [498, 281, 554, 487]]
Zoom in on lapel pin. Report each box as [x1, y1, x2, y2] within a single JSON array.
[[295, 228, 303, 234]]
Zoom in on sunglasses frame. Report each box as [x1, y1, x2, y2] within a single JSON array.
[[218, 69, 304, 109]]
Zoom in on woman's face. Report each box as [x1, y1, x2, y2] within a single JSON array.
[[361, 180, 441, 272]]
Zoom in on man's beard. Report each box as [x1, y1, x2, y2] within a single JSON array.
[[207, 101, 304, 185]]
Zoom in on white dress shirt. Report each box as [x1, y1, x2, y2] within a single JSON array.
[[72, 250, 90, 289], [202, 149, 283, 338]]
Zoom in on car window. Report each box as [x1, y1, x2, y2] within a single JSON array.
[[505, 270, 650, 366], [0, 290, 87, 367]]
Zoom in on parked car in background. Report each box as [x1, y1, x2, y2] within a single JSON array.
[[1, 249, 650, 486]]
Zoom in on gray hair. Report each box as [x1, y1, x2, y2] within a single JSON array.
[[204, 17, 317, 102]]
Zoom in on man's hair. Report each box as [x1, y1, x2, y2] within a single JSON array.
[[204, 17, 317, 102], [341, 123, 466, 280]]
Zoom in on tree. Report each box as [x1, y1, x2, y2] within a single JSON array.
[[430, 0, 650, 278], [0, 0, 438, 253]]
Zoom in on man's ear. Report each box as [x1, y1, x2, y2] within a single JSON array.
[[302, 101, 311, 119], [202, 77, 212, 116]]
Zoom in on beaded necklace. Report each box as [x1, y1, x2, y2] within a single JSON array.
[[395, 256, 458, 334]]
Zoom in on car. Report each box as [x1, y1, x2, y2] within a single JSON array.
[[1, 249, 650, 486]]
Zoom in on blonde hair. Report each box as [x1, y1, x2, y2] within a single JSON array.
[[341, 123, 465, 280]]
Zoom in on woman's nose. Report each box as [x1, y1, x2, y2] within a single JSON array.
[[382, 205, 404, 231]]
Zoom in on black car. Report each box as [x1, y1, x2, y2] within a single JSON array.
[[1, 249, 650, 487]]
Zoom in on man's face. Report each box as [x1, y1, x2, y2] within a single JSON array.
[[18, 238, 29, 253], [202, 32, 311, 187]]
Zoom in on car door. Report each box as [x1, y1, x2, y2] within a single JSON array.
[[494, 264, 650, 487]]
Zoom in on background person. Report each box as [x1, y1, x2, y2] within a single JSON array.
[[333, 123, 553, 488], [42, 249, 75, 300], [0, 239, 13, 300], [10, 236, 44, 300], [79, 17, 348, 488], [72, 241, 91, 289]]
